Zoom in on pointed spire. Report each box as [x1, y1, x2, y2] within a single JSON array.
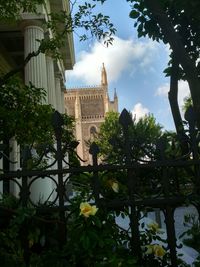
[[101, 63, 108, 86], [114, 88, 117, 98]]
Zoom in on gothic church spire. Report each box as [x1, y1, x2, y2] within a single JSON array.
[[101, 63, 108, 86], [114, 88, 117, 99]]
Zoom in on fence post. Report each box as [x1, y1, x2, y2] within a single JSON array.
[[21, 146, 32, 267], [21, 146, 32, 206], [89, 142, 100, 204], [185, 106, 200, 194], [52, 111, 66, 247], [119, 109, 142, 260], [185, 106, 200, 225], [157, 137, 178, 267], [2, 136, 10, 193]]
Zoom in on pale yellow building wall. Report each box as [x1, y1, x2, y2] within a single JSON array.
[[0, 0, 75, 200]]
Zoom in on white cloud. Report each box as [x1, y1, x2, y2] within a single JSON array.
[[131, 102, 149, 122], [178, 81, 190, 107], [155, 80, 190, 108], [155, 83, 169, 97], [66, 36, 159, 85]]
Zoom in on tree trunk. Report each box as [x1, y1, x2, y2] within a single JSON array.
[[168, 53, 188, 154], [145, 0, 200, 130]]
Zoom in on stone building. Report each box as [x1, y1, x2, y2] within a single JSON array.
[[0, 0, 75, 200], [0, 0, 74, 112], [64, 64, 118, 165]]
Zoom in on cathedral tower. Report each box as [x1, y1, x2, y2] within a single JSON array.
[[64, 64, 118, 165]]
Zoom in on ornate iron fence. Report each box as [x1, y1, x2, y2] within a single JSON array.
[[0, 108, 200, 266]]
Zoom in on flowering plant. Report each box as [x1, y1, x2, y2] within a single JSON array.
[[146, 244, 166, 257], [64, 194, 138, 267], [138, 219, 171, 266], [79, 202, 98, 218], [147, 222, 163, 233]]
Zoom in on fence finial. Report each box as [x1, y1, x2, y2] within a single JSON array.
[[89, 142, 100, 156], [119, 109, 132, 128]]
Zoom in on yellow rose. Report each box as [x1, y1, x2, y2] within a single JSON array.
[[108, 179, 119, 193], [145, 244, 166, 257], [153, 244, 166, 257], [111, 181, 119, 193], [29, 239, 34, 248], [147, 222, 160, 232], [80, 202, 98, 218], [145, 244, 154, 255]]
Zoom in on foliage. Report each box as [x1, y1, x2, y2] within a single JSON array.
[[127, 0, 200, 130], [180, 213, 200, 253], [95, 111, 162, 163], [182, 96, 193, 113], [128, 0, 200, 76], [1, 1, 199, 266], [0, 110, 197, 266], [94, 112, 194, 199], [28, 0, 117, 61], [0, 0, 116, 146], [180, 212, 200, 267], [66, 198, 136, 267], [0, 0, 116, 78], [0, 76, 51, 145], [0, 75, 75, 148], [0, 193, 136, 266], [0, 0, 44, 21], [94, 111, 121, 162], [129, 114, 163, 159], [140, 222, 170, 267], [0, 190, 191, 266]]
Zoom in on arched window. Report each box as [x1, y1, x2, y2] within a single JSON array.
[[90, 126, 97, 135], [90, 126, 97, 140]]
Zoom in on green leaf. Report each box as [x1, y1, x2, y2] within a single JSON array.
[[94, 217, 102, 228], [82, 234, 90, 250], [129, 10, 140, 19]]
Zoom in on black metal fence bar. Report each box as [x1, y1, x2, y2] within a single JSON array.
[[0, 155, 199, 265], [0, 109, 200, 266]]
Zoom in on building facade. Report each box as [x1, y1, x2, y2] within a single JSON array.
[[0, 0, 75, 201], [0, 0, 75, 111], [64, 64, 118, 165]]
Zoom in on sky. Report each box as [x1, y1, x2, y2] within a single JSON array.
[[65, 0, 190, 130]]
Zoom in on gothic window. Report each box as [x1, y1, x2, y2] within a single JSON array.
[[90, 126, 97, 140]]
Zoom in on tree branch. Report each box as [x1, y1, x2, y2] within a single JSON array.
[[168, 53, 189, 155], [144, 0, 200, 130], [0, 49, 41, 86]]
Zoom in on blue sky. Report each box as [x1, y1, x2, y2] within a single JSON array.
[[65, 0, 190, 130]]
